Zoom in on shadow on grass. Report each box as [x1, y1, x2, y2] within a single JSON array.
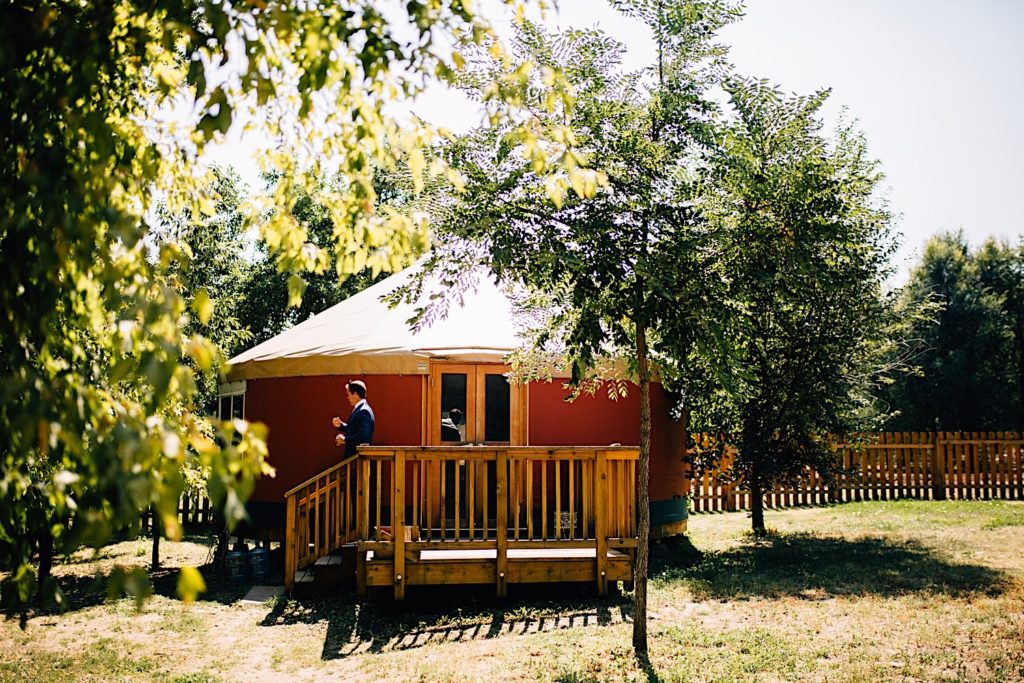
[[258, 583, 631, 661], [655, 532, 1011, 601], [49, 544, 284, 615]]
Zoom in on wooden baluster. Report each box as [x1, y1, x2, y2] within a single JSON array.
[[455, 458, 461, 541], [555, 458, 562, 539], [568, 458, 575, 540], [413, 460, 420, 532], [527, 458, 534, 541], [582, 459, 589, 539], [374, 460, 382, 536], [440, 458, 447, 541], [469, 459, 476, 541], [541, 461, 548, 540]]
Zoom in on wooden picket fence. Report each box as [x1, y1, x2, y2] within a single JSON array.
[[688, 432, 1024, 513], [142, 493, 215, 531]]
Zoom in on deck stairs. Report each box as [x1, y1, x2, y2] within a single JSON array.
[[293, 543, 357, 598]]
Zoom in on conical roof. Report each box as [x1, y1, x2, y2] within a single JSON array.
[[227, 266, 522, 380]]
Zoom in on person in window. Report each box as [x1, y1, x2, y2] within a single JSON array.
[[332, 380, 375, 457], [440, 407, 463, 442]]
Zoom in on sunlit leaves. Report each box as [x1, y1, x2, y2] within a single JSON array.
[[0, 0, 541, 619], [192, 290, 214, 326], [176, 565, 207, 604]]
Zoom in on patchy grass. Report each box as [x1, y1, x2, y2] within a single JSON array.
[[2, 500, 1024, 682]]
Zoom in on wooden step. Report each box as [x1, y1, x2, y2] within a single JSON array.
[[303, 545, 357, 595]]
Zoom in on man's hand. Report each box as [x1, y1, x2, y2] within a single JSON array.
[[335, 433, 345, 447], [332, 416, 343, 429]]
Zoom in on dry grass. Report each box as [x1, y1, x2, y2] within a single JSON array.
[[2, 499, 1023, 682]]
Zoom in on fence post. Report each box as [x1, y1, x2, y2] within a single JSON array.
[[932, 432, 946, 500]]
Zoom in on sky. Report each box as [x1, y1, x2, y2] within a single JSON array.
[[213, 0, 1024, 281]]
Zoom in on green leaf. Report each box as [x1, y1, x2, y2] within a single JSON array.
[[287, 274, 307, 308], [176, 565, 207, 604], [193, 289, 214, 325]]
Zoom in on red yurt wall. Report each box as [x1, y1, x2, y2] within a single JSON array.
[[527, 380, 690, 503], [245, 374, 423, 503]]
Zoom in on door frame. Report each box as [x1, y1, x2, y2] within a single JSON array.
[[428, 361, 528, 446]]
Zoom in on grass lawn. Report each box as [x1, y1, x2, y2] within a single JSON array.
[[2, 499, 1023, 682]]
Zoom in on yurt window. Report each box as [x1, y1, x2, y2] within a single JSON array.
[[217, 381, 246, 421]]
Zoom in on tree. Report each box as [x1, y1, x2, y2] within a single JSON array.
[[977, 237, 1024, 426], [883, 232, 1022, 430], [403, 2, 740, 657], [686, 79, 896, 534], [0, 0, 547, 618], [236, 170, 416, 349]]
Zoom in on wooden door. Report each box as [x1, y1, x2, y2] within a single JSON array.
[[428, 363, 527, 446]]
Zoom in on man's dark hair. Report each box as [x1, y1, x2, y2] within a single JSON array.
[[449, 407, 462, 424], [347, 380, 367, 399]]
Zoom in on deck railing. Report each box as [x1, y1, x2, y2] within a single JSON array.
[[283, 454, 359, 591], [284, 446, 639, 595]]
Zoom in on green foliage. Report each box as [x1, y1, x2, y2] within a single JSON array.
[[882, 232, 1024, 430], [152, 167, 253, 410], [0, 0, 544, 619], [685, 78, 897, 532], [236, 174, 400, 350]]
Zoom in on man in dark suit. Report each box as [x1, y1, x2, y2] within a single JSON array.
[[332, 380, 375, 458]]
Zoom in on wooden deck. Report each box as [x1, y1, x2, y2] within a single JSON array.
[[284, 446, 640, 599]]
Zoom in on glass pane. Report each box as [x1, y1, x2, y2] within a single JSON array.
[[218, 396, 231, 421], [231, 395, 244, 419], [440, 373, 467, 442], [484, 374, 510, 442]]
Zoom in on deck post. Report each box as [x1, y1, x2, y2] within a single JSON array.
[[595, 450, 608, 596], [284, 492, 297, 593], [356, 456, 367, 597], [393, 450, 406, 601], [496, 449, 508, 598]]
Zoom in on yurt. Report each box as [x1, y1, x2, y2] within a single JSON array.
[[224, 266, 690, 544]]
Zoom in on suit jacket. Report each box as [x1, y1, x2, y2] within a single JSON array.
[[343, 401, 375, 458]]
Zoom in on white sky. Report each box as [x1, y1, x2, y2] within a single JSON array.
[[212, 0, 1024, 281]]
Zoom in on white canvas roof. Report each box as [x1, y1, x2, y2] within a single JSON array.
[[227, 266, 524, 380]]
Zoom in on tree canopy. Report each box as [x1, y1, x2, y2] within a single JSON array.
[[685, 79, 897, 533], [0, 0, 553, 618], [882, 232, 1024, 431]]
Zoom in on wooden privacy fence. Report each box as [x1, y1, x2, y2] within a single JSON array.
[[689, 432, 1024, 513]]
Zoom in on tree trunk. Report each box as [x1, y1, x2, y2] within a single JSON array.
[[749, 453, 765, 535], [633, 322, 652, 658], [151, 509, 161, 571], [36, 526, 54, 601]]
